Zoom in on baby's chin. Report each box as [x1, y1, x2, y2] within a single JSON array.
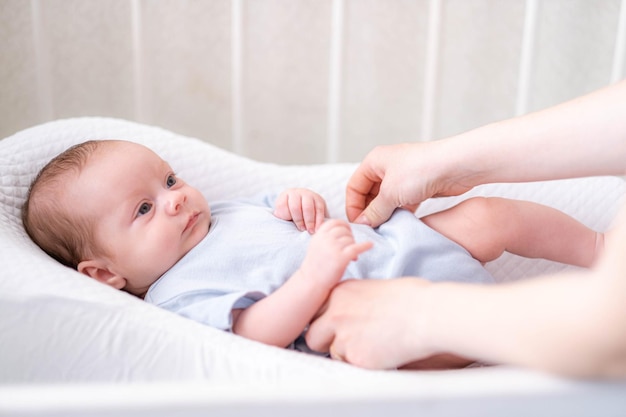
[[138, 222, 211, 296], [173, 224, 210, 267]]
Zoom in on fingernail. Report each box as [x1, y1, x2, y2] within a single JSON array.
[[355, 214, 371, 226]]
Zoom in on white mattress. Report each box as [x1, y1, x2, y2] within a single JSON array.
[[1, 117, 626, 416]]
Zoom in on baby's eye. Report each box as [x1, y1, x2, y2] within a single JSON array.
[[166, 175, 177, 188], [138, 202, 152, 216]]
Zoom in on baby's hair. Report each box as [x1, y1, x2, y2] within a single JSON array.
[[22, 140, 111, 269]]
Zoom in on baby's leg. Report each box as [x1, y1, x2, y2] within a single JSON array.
[[421, 197, 603, 267]]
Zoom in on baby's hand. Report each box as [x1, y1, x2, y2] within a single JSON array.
[[300, 219, 373, 288], [274, 188, 328, 233]]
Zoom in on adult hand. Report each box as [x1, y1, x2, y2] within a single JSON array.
[[347, 81, 626, 229], [346, 142, 476, 228], [306, 277, 436, 369]]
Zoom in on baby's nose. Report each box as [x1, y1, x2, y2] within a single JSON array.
[[165, 191, 186, 215]]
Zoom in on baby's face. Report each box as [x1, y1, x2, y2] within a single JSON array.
[[72, 141, 211, 296]]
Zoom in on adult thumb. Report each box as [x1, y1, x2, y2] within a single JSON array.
[[354, 195, 396, 228]]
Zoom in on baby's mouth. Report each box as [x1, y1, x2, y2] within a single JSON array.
[[183, 212, 200, 234]]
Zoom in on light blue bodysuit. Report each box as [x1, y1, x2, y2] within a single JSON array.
[[144, 194, 494, 333]]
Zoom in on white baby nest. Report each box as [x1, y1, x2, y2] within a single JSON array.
[[1, 117, 626, 416]]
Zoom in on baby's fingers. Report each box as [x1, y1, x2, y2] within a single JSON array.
[[275, 189, 328, 233], [286, 194, 306, 231], [300, 195, 319, 233], [299, 193, 327, 233], [346, 241, 374, 260], [313, 196, 327, 232], [273, 192, 292, 221]]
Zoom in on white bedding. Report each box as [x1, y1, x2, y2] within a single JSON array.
[[1, 117, 626, 416]]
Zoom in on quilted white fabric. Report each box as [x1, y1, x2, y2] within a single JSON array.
[[1, 117, 624, 385]]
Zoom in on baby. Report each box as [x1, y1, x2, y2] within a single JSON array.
[[22, 140, 603, 360]]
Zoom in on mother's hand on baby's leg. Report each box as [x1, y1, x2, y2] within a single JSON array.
[[306, 278, 441, 369]]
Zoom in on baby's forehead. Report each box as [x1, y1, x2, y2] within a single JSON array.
[[102, 140, 154, 155], [65, 142, 162, 208], [114, 140, 165, 158], [86, 141, 171, 182]]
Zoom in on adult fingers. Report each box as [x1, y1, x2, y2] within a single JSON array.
[[353, 190, 398, 228], [306, 301, 336, 353], [329, 343, 347, 362], [345, 154, 384, 223]]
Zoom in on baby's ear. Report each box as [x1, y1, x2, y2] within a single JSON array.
[[77, 260, 126, 290]]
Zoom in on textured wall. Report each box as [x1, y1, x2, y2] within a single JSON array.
[[1, 0, 624, 164]]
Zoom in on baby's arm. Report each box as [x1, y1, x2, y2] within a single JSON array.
[[421, 197, 603, 267], [232, 219, 373, 347]]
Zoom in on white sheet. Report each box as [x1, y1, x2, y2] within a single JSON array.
[[1, 117, 626, 416]]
